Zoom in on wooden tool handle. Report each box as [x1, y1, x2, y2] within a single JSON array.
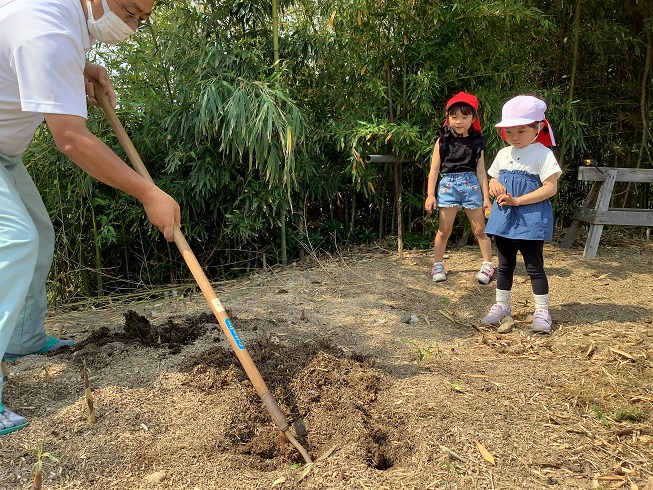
[[91, 82, 312, 463]]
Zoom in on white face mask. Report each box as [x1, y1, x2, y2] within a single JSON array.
[[86, 0, 135, 45]]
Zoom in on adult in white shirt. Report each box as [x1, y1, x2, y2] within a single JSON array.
[[0, 0, 180, 435]]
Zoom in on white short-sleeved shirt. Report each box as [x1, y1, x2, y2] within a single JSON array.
[[0, 0, 91, 156], [488, 143, 562, 183]]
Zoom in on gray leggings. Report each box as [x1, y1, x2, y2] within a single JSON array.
[[495, 236, 548, 295]]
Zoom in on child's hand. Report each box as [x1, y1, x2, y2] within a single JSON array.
[[497, 193, 520, 207], [425, 196, 437, 213], [483, 198, 492, 213], [489, 179, 506, 197]]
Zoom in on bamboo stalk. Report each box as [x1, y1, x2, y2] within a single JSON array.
[[83, 359, 96, 424], [30, 471, 42, 490]]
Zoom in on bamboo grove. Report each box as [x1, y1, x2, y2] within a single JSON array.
[[26, 0, 653, 304]]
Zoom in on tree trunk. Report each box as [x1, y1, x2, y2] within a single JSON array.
[[557, 0, 582, 171], [377, 175, 385, 240], [90, 204, 103, 297], [385, 66, 402, 255], [272, 0, 287, 265], [623, 25, 652, 208], [408, 163, 414, 235], [349, 189, 356, 239]]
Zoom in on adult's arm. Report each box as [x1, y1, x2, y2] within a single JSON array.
[[44, 113, 180, 241]]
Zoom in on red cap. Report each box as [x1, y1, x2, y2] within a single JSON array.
[[444, 92, 481, 133], [446, 92, 479, 111]]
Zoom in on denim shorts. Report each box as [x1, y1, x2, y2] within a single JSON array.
[[437, 171, 483, 209]]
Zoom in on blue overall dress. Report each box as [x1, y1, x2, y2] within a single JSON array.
[[485, 170, 554, 241]]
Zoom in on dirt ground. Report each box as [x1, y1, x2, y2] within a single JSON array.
[[1, 232, 653, 489]]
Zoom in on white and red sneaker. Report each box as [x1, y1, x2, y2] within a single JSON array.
[[475, 262, 495, 285]]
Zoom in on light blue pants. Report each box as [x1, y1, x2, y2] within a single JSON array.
[[0, 153, 54, 406]]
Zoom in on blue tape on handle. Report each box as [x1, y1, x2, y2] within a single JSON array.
[[225, 317, 245, 350]]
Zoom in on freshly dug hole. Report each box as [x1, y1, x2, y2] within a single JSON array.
[[179, 338, 410, 469]]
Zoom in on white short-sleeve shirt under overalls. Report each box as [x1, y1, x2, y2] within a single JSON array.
[[485, 143, 562, 241], [0, 0, 91, 394]]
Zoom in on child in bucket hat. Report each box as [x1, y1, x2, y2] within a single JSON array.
[[425, 92, 495, 285], [480, 95, 562, 334]]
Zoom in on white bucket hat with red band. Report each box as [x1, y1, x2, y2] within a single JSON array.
[[495, 95, 556, 146]]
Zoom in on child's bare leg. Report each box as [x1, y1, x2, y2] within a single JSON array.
[[433, 207, 459, 262], [464, 208, 493, 263]]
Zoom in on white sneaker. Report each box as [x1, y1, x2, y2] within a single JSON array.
[[481, 304, 511, 325], [475, 262, 495, 285], [431, 262, 446, 282], [531, 309, 553, 334]]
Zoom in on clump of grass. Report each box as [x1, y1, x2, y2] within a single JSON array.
[[591, 404, 611, 427], [451, 380, 465, 393], [612, 408, 644, 423], [402, 340, 437, 370], [561, 359, 653, 431]]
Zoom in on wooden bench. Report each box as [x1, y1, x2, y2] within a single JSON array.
[[560, 167, 653, 258]]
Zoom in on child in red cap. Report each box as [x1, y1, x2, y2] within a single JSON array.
[[481, 95, 562, 334], [425, 92, 494, 284]]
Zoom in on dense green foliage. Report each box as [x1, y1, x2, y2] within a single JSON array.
[[26, 0, 653, 304]]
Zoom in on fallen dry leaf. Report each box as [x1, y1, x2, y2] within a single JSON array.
[[636, 435, 653, 445], [597, 473, 626, 481], [610, 347, 635, 360], [438, 309, 455, 323], [475, 440, 495, 465], [316, 443, 338, 462], [297, 463, 314, 482]]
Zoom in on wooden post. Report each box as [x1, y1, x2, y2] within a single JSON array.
[[583, 170, 616, 258], [560, 182, 601, 249]]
